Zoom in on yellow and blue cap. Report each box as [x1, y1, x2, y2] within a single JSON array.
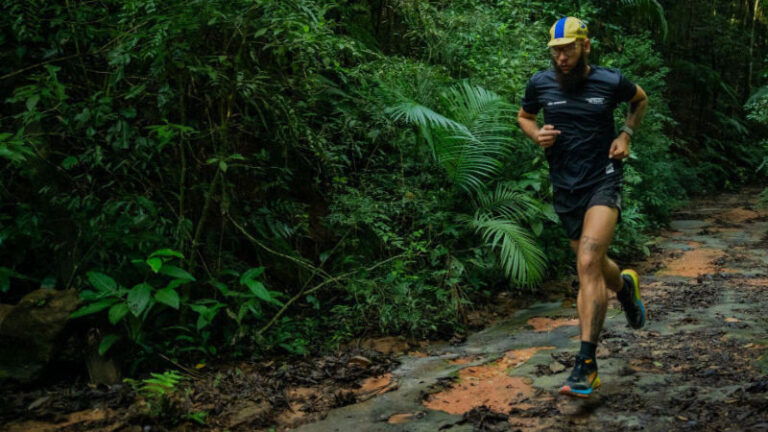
[[548, 17, 588, 47]]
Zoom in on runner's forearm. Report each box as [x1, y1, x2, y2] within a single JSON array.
[[624, 96, 648, 131], [517, 111, 540, 142]]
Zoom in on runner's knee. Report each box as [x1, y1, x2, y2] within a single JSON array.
[[577, 250, 603, 276]]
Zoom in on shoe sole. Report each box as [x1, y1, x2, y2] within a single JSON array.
[[558, 376, 601, 398], [621, 269, 646, 329]]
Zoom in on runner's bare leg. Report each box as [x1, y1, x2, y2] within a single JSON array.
[[570, 205, 622, 343]]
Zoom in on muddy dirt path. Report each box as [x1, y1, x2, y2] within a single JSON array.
[[3, 191, 767, 432], [293, 190, 768, 432]]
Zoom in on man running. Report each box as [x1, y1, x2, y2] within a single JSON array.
[[517, 17, 648, 398]]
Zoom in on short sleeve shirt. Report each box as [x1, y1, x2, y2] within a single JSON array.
[[520, 66, 637, 190]]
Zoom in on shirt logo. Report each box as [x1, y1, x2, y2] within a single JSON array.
[[605, 163, 615, 175], [586, 97, 605, 105], [547, 100, 567, 106]]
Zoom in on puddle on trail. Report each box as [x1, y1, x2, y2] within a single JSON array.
[[422, 347, 554, 415]]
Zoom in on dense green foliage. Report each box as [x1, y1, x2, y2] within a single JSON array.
[[1, 0, 766, 369]]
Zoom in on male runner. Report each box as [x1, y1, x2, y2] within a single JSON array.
[[517, 17, 648, 398]]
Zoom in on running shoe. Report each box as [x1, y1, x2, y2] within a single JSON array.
[[559, 355, 601, 398], [618, 269, 646, 329]]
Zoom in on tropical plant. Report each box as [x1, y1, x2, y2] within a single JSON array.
[[124, 369, 187, 418], [1, 0, 766, 371], [70, 249, 195, 354], [388, 82, 547, 286]]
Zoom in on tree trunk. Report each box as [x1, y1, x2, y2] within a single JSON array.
[[748, 0, 760, 97]]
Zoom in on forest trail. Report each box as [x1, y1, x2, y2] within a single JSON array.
[[293, 189, 768, 432], [3, 189, 767, 432]]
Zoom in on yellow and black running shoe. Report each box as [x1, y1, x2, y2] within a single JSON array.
[[559, 355, 600, 398], [618, 269, 646, 329]]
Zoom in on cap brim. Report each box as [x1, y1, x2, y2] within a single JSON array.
[[547, 37, 577, 47]]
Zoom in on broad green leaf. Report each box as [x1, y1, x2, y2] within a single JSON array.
[[87, 272, 117, 293], [98, 334, 120, 356], [189, 304, 208, 314], [155, 287, 180, 309], [127, 283, 153, 316], [239, 267, 265, 285], [108, 303, 129, 324], [247, 302, 261, 318], [146, 257, 163, 273], [79, 290, 102, 301], [159, 265, 196, 281], [71, 299, 117, 318], [26, 95, 40, 111], [196, 315, 209, 330], [211, 280, 230, 296], [166, 279, 189, 290], [189, 303, 225, 330], [150, 249, 184, 259], [245, 280, 273, 303], [531, 220, 543, 237]]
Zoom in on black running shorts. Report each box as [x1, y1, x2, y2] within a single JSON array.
[[552, 175, 623, 240]]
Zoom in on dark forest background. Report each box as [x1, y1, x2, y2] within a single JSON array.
[[1, 0, 767, 372]]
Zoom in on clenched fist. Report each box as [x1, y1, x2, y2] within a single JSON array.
[[536, 124, 561, 148], [609, 134, 631, 159]]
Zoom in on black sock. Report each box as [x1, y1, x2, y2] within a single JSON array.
[[579, 341, 597, 360]]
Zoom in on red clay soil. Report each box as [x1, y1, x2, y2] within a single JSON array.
[[720, 208, 764, 223], [657, 248, 725, 277], [387, 412, 421, 424], [526, 317, 579, 332], [423, 347, 554, 415]]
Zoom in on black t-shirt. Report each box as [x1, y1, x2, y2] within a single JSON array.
[[521, 66, 637, 190]]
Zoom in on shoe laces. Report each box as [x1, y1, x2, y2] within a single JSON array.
[[569, 355, 592, 380]]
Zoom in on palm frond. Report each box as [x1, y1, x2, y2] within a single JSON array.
[[469, 214, 546, 286], [444, 82, 513, 126], [474, 184, 542, 221], [388, 82, 514, 194], [439, 83, 514, 193], [386, 101, 468, 134]]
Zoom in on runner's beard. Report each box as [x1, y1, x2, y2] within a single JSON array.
[[554, 51, 589, 92]]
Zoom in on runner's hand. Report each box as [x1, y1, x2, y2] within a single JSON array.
[[536, 124, 561, 148], [609, 135, 630, 159]]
